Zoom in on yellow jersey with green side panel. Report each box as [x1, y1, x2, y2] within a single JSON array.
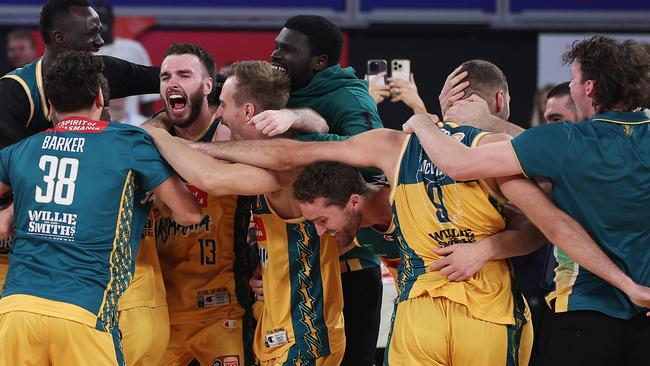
[[391, 123, 521, 326], [156, 120, 253, 324], [251, 194, 345, 363]]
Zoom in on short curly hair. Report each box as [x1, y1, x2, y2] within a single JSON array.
[[293, 161, 368, 207], [44, 51, 104, 113], [563, 35, 650, 113]]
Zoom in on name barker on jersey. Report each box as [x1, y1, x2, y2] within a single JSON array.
[[41, 136, 85, 153]]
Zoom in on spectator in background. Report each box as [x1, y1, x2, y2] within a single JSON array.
[[529, 83, 554, 127], [366, 71, 427, 114], [6, 29, 37, 69], [543, 81, 577, 123], [93, 1, 159, 118], [108, 97, 147, 126]]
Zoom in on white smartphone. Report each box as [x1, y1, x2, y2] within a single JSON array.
[[367, 59, 388, 86], [391, 59, 410, 81]]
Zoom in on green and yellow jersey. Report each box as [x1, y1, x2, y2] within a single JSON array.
[[251, 194, 345, 363]]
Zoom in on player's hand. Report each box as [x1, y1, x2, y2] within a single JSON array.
[[444, 94, 492, 125], [365, 73, 390, 104], [402, 113, 439, 134], [439, 65, 470, 118], [623, 283, 650, 315], [0, 202, 15, 238], [428, 243, 490, 281], [388, 73, 426, 113], [249, 266, 264, 301], [249, 110, 297, 137]]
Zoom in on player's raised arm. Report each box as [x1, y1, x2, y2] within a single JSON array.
[[403, 113, 521, 180], [191, 128, 405, 180], [146, 126, 283, 197]]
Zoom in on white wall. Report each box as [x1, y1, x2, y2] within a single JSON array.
[[538, 33, 650, 88]]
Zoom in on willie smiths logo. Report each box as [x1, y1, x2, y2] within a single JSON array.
[[27, 210, 77, 242], [428, 228, 476, 247]]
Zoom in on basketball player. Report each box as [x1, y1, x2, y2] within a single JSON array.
[[146, 60, 346, 366], [0, 51, 199, 365]]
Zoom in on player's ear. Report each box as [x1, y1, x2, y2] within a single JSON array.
[[95, 88, 105, 110], [495, 90, 503, 114], [312, 54, 328, 72], [348, 194, 360, 208], [48, 100, 58, 122], [203, 76, 213, 96], [243, 103, 256, 121]]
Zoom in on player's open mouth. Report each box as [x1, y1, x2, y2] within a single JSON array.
[[272, 63, 287, 74], [168, 93, 187, 112]]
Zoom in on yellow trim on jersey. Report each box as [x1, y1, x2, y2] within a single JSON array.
[[190, 119, 217, 142], [98, 170, 133, 318], [389, 134, 412, 205], [1, 75, 34, 126], [35, 59, 51, 123], [340, 258, 363, 273], [263, 194, 306, 223], [508, 140, 529, 179], [592, 118, 650, 125], [0, 294, 97, 328], [471, 131, 490, 147]]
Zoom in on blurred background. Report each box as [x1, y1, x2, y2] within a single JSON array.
[[1, 0, 648, 128]]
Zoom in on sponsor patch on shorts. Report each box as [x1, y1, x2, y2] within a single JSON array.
[[212, 355, 239, 366], [197, 287, 230, 309], [264, 329, 289, 349]]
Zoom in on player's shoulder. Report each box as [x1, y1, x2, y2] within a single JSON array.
[[438, 121, 483, 146]]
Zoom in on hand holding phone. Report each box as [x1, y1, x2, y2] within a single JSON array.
[[391, 59, 410, 81], [367, 59, 388, 86]]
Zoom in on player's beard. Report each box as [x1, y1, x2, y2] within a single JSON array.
[[169, 88, 205, 129], [334, 209, 362, 247]]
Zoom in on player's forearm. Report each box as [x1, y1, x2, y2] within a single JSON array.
[[547, 211, 638, 294], [502, 175, 638, 296], [409, 116, 478, 180], [190, 139, 315, 171], [289, 108, 329, 133], [482, 214, 546, 260], [148, 129, 220, 193]]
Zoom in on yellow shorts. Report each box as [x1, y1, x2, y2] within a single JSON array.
[[386, 296, 532, 366], [119, 305, 170, 366], [159, 317, 248, 366], [259, 348, 344, 366], [0, 311, 123, 365]]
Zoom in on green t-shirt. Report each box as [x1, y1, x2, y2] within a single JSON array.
[[511, 111, 650, 319]]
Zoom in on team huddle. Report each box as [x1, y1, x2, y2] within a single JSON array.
[[0, 1, 649, 366]]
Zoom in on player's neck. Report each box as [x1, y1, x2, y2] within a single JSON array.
[[54, 108, 102, 124], [173, 103, 214, 141], [360, 185, 392, 230]]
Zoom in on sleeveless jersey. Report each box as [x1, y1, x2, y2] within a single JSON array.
[[156, 120, 253, 323], [0, 58, 53, 291], [251, 194, 345, 362], [0, 117, 171, 332], [1, 58, 53, 134], [391, 124, 519, 325]]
